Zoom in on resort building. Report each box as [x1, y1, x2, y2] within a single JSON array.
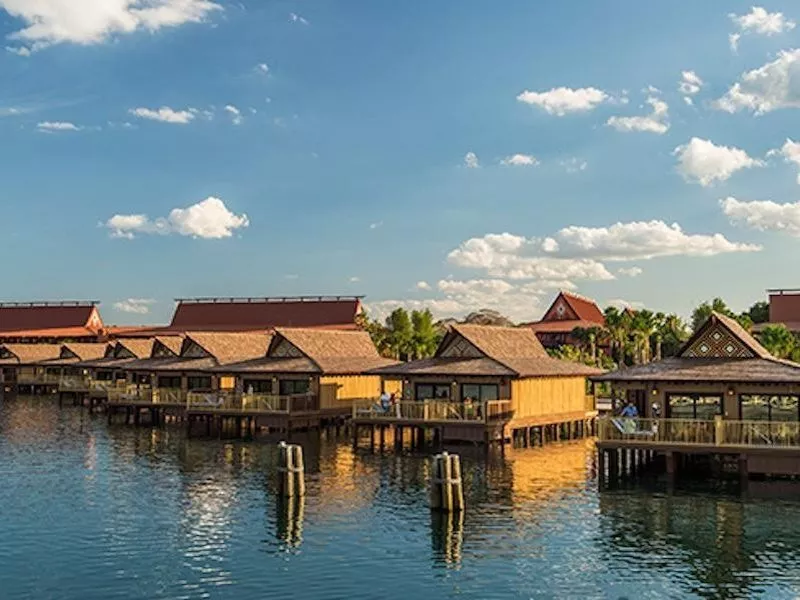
[[753, 288, 800, 334], [359, 324, 601, 445], [594, 312, 800, 479], [1, 342, 109, 394], [524, 291, 606, 350], [0, 301, 105, 343]]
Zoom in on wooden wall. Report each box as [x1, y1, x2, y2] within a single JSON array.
[[511, 376, 589, 420], [319, 375, 383, 410]]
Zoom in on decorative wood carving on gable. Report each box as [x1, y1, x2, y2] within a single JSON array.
[[682, 323, 755, 359], [542, 294, 578, 322], [270, 339, 304, 358], [439, 334, 483, 358]]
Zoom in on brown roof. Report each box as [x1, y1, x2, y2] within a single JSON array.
[[116, 338, 154, 359], [62, 343, 110, 361], [0, 343, 64, 364], [373, 324, 602, 378], [216, 356, 321, 374], [593, 357, 800, 383], [167, 297, 363, 332], [0, 327, 100, 340], [525, 291, 605, 331], [680, 312, 771, 360], [0, 303, 102, 334], [526, 319, 604, 334], [155, 336, 184, 356], [561, 291, 605, 323], [184, 331, 272, 364]]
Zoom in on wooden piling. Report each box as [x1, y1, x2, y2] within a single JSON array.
[[431, 452, 464, 512], [277, 441, 306, 498]]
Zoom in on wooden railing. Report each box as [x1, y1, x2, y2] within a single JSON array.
[[353, 399, 513, 423], [186, 391, 319, 414], [16, 373, 64, 385], [107, 387, 185, 405], [598, 417, 800, 449]]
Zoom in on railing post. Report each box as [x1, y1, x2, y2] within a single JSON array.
[[714, 415, 724, 446]]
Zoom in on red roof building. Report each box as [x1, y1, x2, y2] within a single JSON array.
[[0, 301, 105, 343], [752, 289, 800, 334], [524, 291, 605, 349], [115, 296, 364, 336]]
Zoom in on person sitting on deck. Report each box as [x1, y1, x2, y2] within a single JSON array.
[[390, 392, 400, 417], [620, 401, 639, 434], [377, 391, 391, 413]]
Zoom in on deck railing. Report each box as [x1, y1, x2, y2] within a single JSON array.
[[186, 391, 319, 414], [353, 399, 513, 423], [107, 387, 185, 405], [598, 417, 800, 449], [16, 373, 64, 385]]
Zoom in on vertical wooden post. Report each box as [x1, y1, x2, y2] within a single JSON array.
[[277, 441, 306, 498], [598, 449, 606, 485], [431, 452, 464, 512]]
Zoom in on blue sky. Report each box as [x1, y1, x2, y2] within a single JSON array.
[[1, 0, 800, 324]]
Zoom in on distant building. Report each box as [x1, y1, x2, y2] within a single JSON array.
[[0, 301, 105, 343], [758, 289, 800, 334], [524, 291, 606, 349]]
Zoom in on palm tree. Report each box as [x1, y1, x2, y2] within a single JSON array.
[[630, 310, 657, 364], [603, 307, 628, 365], [760, 324, 797, 359]]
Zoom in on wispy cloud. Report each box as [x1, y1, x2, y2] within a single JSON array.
[[113, 298, 156, 315], [464, 151, 479, 168], [224, 104, 243, 125], [37, 121, 81, 132], [129, 106, 197, 124], [289, 12, 309, 25]]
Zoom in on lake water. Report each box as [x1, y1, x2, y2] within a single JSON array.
[[2, 397, 800, 599]]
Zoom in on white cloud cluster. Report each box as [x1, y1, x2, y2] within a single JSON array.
[[106, 196, 249, 240], [500, 153, 538, 166], [224, 104, 242, 125], [256, 63, 269, 74], [415, 281, 431, 290], [618, 267, 643, 278], [289, 12, 308, 25], [560, 157, 587, 173], [679, 71, 703, 96], [729, 6, 795, 51], [516, 86, 609, 116], [130, 106, 196, 124], [37, 121, 81, 132], [715, 49, 800, 114], [607, 95, 669, 134], [768, 138, 800, 183], [463, 151, 479, 169], [0, 0, 221, 52], [722, 196, 800, 236], [113, 298, 156, 314], [673, 137, 763, 186]]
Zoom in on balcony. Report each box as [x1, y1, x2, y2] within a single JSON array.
[[598, 417, 800, 449], [186, 391, 319, 414], [353, 399, 514, 424]]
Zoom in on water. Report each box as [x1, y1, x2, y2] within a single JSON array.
[[2, 397, 800, 599]]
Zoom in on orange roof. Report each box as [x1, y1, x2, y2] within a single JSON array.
[[528, 291, 605, 329], [0, 302, 103, 334], [526, 319, 604, 333], [0, 326, 99, 339]]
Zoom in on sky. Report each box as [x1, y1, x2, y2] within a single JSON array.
[[2, 1, 800, 325]]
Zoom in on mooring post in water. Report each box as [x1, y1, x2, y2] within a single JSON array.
[[430, 452, 464, 512], [277, 441, 306, 498]]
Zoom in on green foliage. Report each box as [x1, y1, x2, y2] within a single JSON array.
[[411, 309, 439, 360], [759, 324, 798, 360], [746, 301, 770, 324], [691, 297, 754, 333], [360, 307, 444, 361]]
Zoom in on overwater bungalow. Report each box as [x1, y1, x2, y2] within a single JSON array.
[[357, 324, 602, 445], [593, 312, 800, 480], [65, 338, 158, 397], [0, 342, 109, 395]]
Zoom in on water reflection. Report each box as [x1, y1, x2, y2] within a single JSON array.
[[4, 397, 800, 599]]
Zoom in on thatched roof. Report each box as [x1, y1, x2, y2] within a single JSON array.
[[62, 343, 110, 361], [116, 338, 154, 359], [373, 324, 602, 378], [217, 328, 397, 375], [0, 343, 63, 365], [595, 312, 798, 384], [155, 336, 184, 356], [184, 331, 272, 364]]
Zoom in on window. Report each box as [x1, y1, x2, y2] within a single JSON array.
[[157, 376, 181, 389], [244, 379, 273, 393], [667, 394, 721, 420], [187, 376, 212, 390], [739, 395, 799, 422], [280, 379, 310, 396], [461, 384, 499, 402], [415, 384, 451, 401]]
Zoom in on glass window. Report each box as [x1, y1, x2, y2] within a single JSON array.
[[695, 396, 721, 420], [772, 395, 799, 422], [187, 376, 212, 390], [415, 384, 450, 401], [740, 395, 770, 421], [280, 379, 310, 395], [244, 379, 272, 393], [668, 395, 695, 419], [739, 394, 799, 422], [462, 384, 499, 401], [157, 376, 181, 389]]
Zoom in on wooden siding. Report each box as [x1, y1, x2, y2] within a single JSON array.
[[510, 376, 588, 420], [319, 375, 383, 410]]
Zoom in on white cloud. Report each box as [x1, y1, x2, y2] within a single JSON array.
[[416, 281, 431, 290], [105, 196, 249, 240], [722, 196, 800, 236], [730, 6, 795, 36], [543, 221, 760, 260], [729, 33, 742, 52], [37, 121, 81, 132], [715, 49, 800, 114], [0, 0, 222, 52], [224, 104, 242, 125], [369, 221, 383, 230], [618, 266, 643, 278], [768, 138, 800, 183], [349, 276, 361, 283], [113, 298, 155, 315], [516, 86, 609, 116], [500, 153, 539, 166], [607, 95, 669, 134], [130, 106, 196, 124], [256, 63, 269, 74], [289, 12, 309, 25], [560, 157, 587, 173], [464, 151, 479, 169], [5, 45, 30, 56], [679, 71, 703, 96], [673, 137, 763, 186]]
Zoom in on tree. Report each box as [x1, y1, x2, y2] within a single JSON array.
[[691, 298, 732, 332], [410, 309, 441, 360], [630, 309, 657, 364], [386, 308, 414, 360], [657, 313, 689, 358], [603, 306, 629, 366], [759, 324, 797, 359], [745, 301, 769, 324]]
